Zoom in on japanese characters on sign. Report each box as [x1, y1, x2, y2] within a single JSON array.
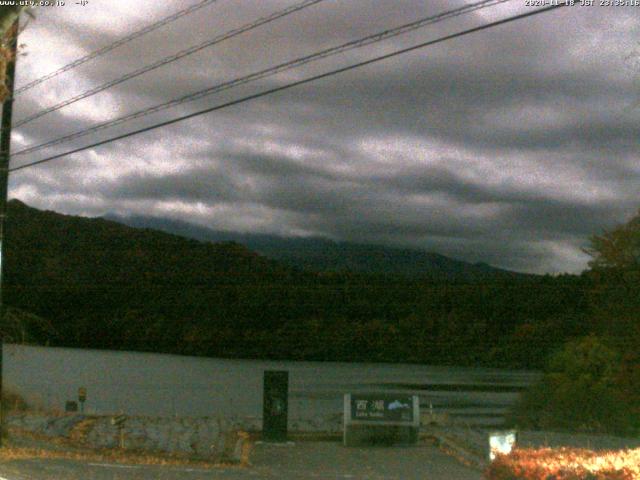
[[350, 394, 414, 422]]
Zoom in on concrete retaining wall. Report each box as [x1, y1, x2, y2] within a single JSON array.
[[6, 412, 343, 459], [7, 413, 229, 458]]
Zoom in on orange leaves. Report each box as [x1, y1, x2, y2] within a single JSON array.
[[586, 209, 640, 271], [484, 447, 640, 480]]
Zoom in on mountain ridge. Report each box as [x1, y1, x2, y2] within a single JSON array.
[[105, 213, 531, 280]]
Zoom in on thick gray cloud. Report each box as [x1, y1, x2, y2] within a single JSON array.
[[7, 0, 640, 273]]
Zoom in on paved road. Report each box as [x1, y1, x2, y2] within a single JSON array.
[[0, 441, 482, 479]]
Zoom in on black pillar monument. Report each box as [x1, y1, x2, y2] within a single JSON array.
[[262, 370, 288, 442]]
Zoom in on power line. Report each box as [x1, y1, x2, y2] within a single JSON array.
[[12, 0, 509, 154], [13, 0, 326, 128], [13, 0, 497, 132], [13, 0, 511, 158], [13, 0, 220, 96], [10, 3, 567, 173]]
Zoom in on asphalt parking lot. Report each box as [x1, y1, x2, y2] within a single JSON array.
[[0, 440, 482, 480]]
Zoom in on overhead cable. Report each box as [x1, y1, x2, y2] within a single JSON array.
[[9, 3, 568, 173], [13, 0, 326, 128], [13, 0, 512, 157], [13, 0, 220, 95]]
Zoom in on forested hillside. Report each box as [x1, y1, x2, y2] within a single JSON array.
[[2, 199, 596, 368]]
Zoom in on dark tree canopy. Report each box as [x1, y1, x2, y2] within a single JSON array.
[[1, 200, 591, 369], [586, 209, 640, 271]]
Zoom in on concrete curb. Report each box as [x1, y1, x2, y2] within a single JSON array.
[[423, 428, 488, 471]]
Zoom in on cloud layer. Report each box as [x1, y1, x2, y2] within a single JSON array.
[[8, 0, 640, 273]]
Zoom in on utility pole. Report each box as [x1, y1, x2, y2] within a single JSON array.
[[0, 18, 19, 447]]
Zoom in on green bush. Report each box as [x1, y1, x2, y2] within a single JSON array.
[[509, 336, 638, 435]]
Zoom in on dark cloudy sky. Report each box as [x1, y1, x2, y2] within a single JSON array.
[[8, 0, 640, 274]]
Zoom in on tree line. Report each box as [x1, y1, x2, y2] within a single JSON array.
[[1, 200, 637, 375]]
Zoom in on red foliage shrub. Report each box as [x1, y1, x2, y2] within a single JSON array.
[[484, 447, 640, 480]]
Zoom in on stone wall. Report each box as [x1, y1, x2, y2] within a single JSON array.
[[6, 411, 343, 460], [7, 413, 228, 458]]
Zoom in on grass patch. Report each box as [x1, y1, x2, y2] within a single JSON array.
[[2, 389, 30, 413], [0, 444, 233, 468], [3, 429, 250, 469]]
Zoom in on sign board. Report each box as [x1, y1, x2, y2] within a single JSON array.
[[489, 430, 517, 461], [262, 370, 288, 442], [78, 387, 87, 402], [349, 394, 416, 423], [343, 393, 419, 446]]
